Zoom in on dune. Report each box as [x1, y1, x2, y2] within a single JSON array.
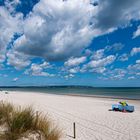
[[0, 91, 140, 140]]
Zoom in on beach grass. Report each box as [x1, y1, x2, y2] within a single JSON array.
[[0, 101, 61, 140]]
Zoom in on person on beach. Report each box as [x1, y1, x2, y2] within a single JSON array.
[[119, 101, 128, 106], [119, 101, 128, 112]]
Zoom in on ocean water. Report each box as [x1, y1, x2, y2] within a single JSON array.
[[1, 86, 140, 100]]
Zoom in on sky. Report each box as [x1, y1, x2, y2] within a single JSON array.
[[0, 0, 140, 87]]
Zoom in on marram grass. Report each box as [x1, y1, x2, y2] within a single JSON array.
[[0, 101, 61, 140]]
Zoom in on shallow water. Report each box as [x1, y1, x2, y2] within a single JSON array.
[[1, 86, 140, 100]]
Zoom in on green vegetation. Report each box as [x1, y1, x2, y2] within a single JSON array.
[[0, 101, 61, 140]]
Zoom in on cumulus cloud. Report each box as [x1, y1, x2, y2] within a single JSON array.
[[109, 69, 126, 80], [1, 0, 140, 79], [86, 55, 116, 68], [91, 49, 104, 60], [4, 0, 21, 13], [62, 56, 86, 74], [136, 59, 140, 64], [133, 26, 140, 39], [9, 0, 132, 65], [128, 76, 135, 80], [7, 50, 31, 70], [12, 77, 19, 82], [24, 62, 54, 76], [95, 0, 140, 32], [0, 6, 23, 63], [90, 67, 106, 73], [82, 55, 116, 73], [131, 47, 140, 56], [68, 67, 80, 73], [12, 0, 94, 61], [127, 60, 140, 75], [118, 53, 129, 61], [99, 68, 127, 80], [0, 55, 5, 63], [84, 49, 92, 56], [64, 56, 86, 67], [128, 63, 140, 71], [64, 73, 74, 80], [63, 42, 123, 74], [136, 73, 140, 76], [110, 74, 125, 80], [105, 43, 124, 52], [90, 43, 123, 61]]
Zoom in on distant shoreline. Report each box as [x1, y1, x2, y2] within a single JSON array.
[[1, 89, 140, 101], [1, 86, 140, 88]]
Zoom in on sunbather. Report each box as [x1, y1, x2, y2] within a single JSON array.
[[119, 101, 128, 106]]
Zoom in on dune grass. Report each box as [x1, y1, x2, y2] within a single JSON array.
[[0, 101, 61, 140]]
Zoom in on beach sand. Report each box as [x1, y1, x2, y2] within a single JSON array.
[[0, 91, 140, 140]]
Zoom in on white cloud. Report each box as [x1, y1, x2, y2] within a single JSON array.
[[90, 67, 106, 73], [128, 61, 140, 75], [7, 50, 31, 70], [64, 73, 74, 80], [64, 56, 86, 67], [86, 55, 116, 68], [111, 74, 125, 80], [136, 73, 140, 76], [81, 55, 116, 74], [68, 67, 80, 73], [1, 0, 140, 73], [91, 49, 104, 60], [118, 53, 129, 61], [128, 63, 140, 71], [136, 59, 140, 64], [98, 76, 108, 81], [25, 62, 54, 77], [4, 0, 21, 13], [0, 55, 5, 63], [99, 68, 127, 80], [12, 77, 19, 82], [131, 47, 140, 56], [133, 26, 140, 39], [110, 69, 126, 80], [10, 0, 132, 65], [84, 49, 92, 56], [0, 6, 23, 63], [90, 43, 124, 61], [105, 43, 124, 52], [12, 0, 94, 61], [128, 76, 135, 80], [95, 0, 140, 32]]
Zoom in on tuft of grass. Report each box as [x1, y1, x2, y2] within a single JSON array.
[[0, 101, 13, 125], [34, 114, 62, 140], [0, 101, 61, 140]]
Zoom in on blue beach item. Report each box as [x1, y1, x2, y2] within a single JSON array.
[[112, 104, 134, 112]]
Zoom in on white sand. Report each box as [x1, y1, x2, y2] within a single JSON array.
[[0, 91, 140, 140]]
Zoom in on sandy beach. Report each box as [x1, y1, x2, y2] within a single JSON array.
[[0, 91, 140, 140]]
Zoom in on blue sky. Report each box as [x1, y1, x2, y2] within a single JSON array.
[[0, 0, 140, 87]]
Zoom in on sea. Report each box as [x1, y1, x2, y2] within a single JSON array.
[[1, 86, 140, 100]]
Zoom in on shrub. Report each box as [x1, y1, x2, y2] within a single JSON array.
[[0, 101, 61, 140]]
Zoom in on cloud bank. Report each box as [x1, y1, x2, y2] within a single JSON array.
[[0, 0, 140, 81]]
